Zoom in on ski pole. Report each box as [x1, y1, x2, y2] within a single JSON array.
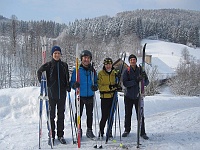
[[117, 101, 122, 141], [105, 92, 117, 143], [38, 79, 44, 149], [91, 62, 101, 149], [44, 71, 53, 149], [114, 104, 117, 138], [68, 92, 77, 144]]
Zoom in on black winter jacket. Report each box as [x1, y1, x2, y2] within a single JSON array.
[[37, 59, 70, 100], [122, 65, 149, 100]]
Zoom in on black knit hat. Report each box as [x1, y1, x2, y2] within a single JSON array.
[[128, 54, 137, 62], [103, 57, 113, 65], [51, 46, 61, 55]]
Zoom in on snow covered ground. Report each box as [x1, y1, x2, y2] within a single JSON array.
[[0, 40, 200, 150], [1, 87, 200, 150], [142, 39, 200, 69]]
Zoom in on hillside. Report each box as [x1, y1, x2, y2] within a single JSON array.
[[1, 9, 200, 89], [141, 39, 200, 79], [142, 39, 200, 67]]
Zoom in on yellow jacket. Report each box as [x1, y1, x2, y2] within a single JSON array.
[[98, 68, 117, 98]]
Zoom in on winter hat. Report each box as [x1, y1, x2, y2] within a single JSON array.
[[128, 54, 137, 62], [51, 46, 62, 55], [80, 50, 92, 60], [103, 57, 113, 65]]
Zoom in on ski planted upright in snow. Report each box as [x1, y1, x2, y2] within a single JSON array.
[[75, 44, 81, 148], [38, 36, 53, 149], [137, 43, 147, 148]]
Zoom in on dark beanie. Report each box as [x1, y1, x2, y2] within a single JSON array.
[[103, 57, 113, 65], [51, 46, 61, 55], [128, 54, 137, 62]]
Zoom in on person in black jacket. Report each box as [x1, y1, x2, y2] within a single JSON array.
[[37, 46, 70, 145], [122, 54, 149, 140]]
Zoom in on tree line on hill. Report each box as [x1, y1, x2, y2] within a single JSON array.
[[0, 9, 200, 96]]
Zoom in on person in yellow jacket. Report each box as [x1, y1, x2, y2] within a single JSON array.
[[97, 57, 121, 138]]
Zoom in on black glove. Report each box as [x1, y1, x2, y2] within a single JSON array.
[[91, 85, 98, 91], [141, 72, 146, 77], [66, 86, 71, 92], [137, 72, 146, 82], [109, 84, 116, 90], [72, 81, 80, 88], [137, 75, 143, 82], [116, 85, 122, 91], [109, 84, 118, 90]]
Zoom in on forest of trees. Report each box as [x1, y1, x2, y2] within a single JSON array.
[[0, 9, 200, 96], [169, 48, 200, 96]]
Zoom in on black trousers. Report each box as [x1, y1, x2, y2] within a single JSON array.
[[124, 96, 146, 135], [49, 98, 66, 139], [99, 97, 113, 135], [75, 97, 94, 129]]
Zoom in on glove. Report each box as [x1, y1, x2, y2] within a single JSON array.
[[66, 86, 71, 92], [109, 84, 119, 90], [72, 81, 80, 88], [116, 85, 122, 91], [137, 72, 146, 82], [91, 85, 98, 91], [141, 72, 146, 77], [109, 84, 116, 90], [137, 75, 143, 82]]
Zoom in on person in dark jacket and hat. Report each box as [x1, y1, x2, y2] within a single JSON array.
[[37, 46, 71, 145], [122, 54, 149, 140]]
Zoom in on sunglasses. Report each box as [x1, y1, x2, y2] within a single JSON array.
[[104, 60, 113, 65]]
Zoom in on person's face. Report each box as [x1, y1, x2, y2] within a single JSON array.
[[81, 56, 91, 67], [104, 63, 112, 72], [52, 51, 61, 61], [129, 58, 137, 67]]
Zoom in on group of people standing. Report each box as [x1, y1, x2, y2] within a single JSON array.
[[37, 45, 149, 145]]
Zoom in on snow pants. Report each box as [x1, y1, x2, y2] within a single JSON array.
[[49, 98, 66, 139], [124, 96, 146, 135], [75, 96, 94, 129], [99, 97, 113, 135]]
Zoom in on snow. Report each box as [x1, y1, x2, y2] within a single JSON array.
[[1, 40, 200, 150], [142, 39, 200, 68]]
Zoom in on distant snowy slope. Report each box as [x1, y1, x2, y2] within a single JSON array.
[[142, 39, 200, 68], [137, 56, 175, 79], [139, 39, 200, 79], [123, 39, 200, 81], [152, 57, 174, 73]]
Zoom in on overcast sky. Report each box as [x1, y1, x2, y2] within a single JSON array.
[[1, 0, 200, 24]]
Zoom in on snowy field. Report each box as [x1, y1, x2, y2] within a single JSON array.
[[0, 87, 200, 150], [0, 40, 200, 150]]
